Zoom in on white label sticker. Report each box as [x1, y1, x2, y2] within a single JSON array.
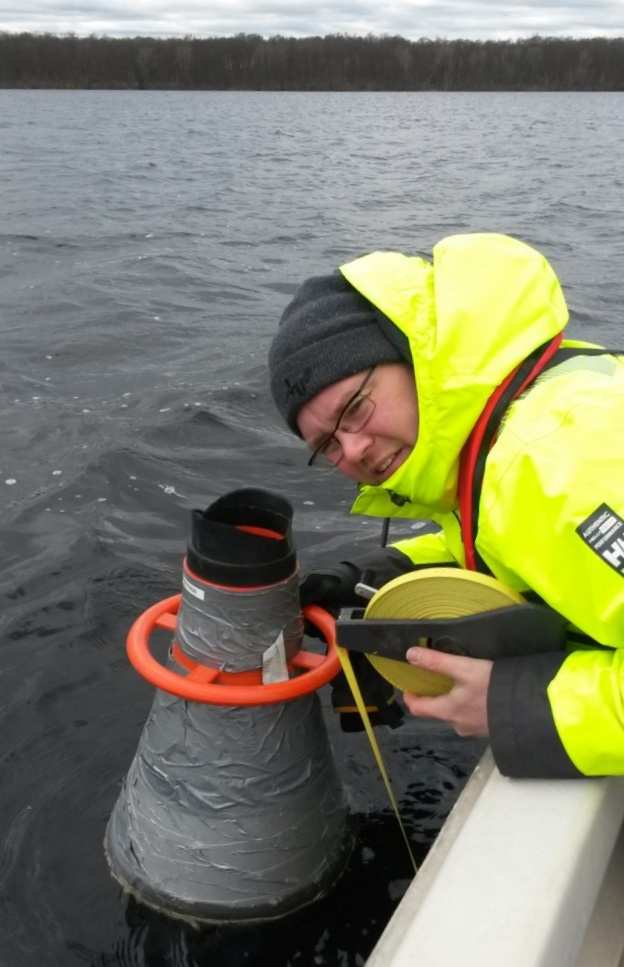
[[262, 631, 289, 684]]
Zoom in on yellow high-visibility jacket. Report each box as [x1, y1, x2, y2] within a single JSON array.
[[340, 233, 624, 779]]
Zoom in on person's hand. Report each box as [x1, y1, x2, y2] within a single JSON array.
[[299, 562, 361, 641], [402, 647, 493, 737], [299, 562, 361, 610], [299, 563, 403, 732]]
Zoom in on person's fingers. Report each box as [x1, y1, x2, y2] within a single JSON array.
[[402, 649, 493, 737], [402, 690, 453, 722], [403, 687, 489, 736], [405, 645, 475, 681]]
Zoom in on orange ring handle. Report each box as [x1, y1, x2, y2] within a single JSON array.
[[125, 595, 340, 706]]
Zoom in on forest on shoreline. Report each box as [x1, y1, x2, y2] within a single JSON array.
[[1, 32, 623, 91]]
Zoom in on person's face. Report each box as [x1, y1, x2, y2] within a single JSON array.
[[296, 363, 419, 484]]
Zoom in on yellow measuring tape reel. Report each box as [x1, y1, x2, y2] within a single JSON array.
[[362, 567, 524, 694], [335, 567, 525, 873]]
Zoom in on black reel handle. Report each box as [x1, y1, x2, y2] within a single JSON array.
[[335, 603, 568, 662]]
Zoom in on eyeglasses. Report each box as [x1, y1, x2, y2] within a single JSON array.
[[307, 367, 376, 467]]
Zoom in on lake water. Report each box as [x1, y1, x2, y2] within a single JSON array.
[[1, 89, 623, 966]]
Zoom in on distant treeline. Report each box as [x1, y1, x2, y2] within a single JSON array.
[[1, 32, 623, 90]]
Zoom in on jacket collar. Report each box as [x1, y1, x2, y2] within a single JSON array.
[[341, 234, 568, 517]]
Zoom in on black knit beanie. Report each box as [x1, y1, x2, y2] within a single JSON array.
[[269, 271, 411, 434]]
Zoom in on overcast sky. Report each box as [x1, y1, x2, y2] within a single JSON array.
[[1, 0, 622, 40]]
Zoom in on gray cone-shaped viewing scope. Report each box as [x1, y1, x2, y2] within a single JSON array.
[[105, 489, 351, 924]]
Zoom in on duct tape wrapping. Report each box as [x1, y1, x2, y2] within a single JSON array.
[[104, 670, 352, 924], [177, 567, 303, 671]]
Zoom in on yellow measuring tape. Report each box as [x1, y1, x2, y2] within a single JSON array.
[[336, 643, 419, 874], [336, 568, 523, 875]]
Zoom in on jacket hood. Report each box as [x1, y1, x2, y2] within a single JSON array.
[[341, 233, 569, 517]]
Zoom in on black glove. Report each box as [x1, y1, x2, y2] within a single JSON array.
[[299, 561, 362, 611], [299, 544, 418, 612], [330, 652, 404, 732], [299, 564, 403, 733]]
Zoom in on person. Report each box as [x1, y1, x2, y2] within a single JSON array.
[[268, 232, 624, 780]]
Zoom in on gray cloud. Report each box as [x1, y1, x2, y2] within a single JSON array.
[[0, 0, 622, 39]]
